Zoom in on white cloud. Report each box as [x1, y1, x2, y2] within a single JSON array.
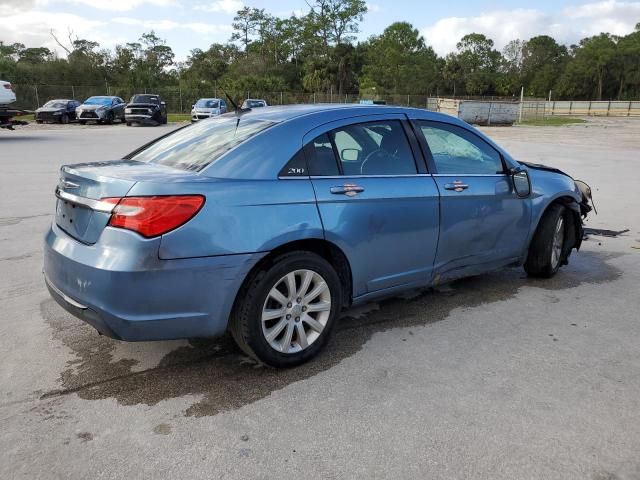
[[420, 0, 640, 55], [65, 0, 179, 12], [112, 16, 232, 35], [366, 2, 381, 14], [195, 0, 242, 14], [0, 9, 114, 53]]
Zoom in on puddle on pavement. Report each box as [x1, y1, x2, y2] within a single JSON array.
[[40, 250, 622, 417]]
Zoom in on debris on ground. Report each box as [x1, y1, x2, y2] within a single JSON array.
[[583, 228, 629, 238]]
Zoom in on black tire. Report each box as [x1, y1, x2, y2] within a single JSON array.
[[60, 114, 69, 124], [524, 204, 567, 278], [36, 120, 43, 124], [105, 112, 114, 125], [230, 251, 343, 367], [162, 115, 168, 124], [126, 122, 132, 127], [79, 120, 87, 125]]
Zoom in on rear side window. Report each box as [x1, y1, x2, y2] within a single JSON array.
[[308, 120, 417, 176], [131, 117, 274, 171], [417, 121, 504, 175], [308, 133, 340, 176]]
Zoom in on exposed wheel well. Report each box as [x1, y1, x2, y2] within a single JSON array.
[[532, 195, 583, 258], [231, 239, 353, 319]]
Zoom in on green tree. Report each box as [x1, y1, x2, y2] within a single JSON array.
[[361, 22, 441, 94], [521, 35, 567, 97]]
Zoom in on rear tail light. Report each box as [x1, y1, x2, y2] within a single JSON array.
[[3, 83, 12, 90], [102, 195, 205, 238]]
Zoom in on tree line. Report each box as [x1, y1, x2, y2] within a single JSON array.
[[1, 0, 640, 100]]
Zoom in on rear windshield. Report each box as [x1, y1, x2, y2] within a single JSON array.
[[131, 116, 274, 171], [195, 99, 219, 108], [131, 95, 160, 104], [245, 100, 266, 108]]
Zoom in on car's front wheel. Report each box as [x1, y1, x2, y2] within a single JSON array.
[[230, 252, 342, 367], [524, 204, 567, 278]]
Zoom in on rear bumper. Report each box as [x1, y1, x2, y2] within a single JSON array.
[[43, 222, 265, 341]]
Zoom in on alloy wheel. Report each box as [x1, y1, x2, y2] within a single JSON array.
[[261, 269, 331, 354], [551, 216, 565, 269]]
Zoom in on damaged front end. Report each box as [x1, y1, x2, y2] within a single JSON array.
[[560, 179, 595, 261], [520, 161, 595, 262]]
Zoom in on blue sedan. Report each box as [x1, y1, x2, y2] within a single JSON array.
[[44, 105, 593, 367]]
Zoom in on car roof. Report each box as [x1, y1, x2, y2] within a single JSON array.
[[231, 103, 454, 124], [197, 98, 222, 101]]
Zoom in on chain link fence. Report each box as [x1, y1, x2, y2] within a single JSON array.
[[11, 84, 439, 113], [11, 84, 640, 120]]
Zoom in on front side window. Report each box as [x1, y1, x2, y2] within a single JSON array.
[[308, 120, 417, 176], [131, 117, 274, 171], [417, 121, 504, 175]]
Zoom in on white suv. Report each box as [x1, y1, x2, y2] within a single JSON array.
[[0, 80, 17, 106]]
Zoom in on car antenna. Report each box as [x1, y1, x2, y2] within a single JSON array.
[[219, 85, 250, 114]]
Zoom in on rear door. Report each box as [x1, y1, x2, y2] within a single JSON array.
[[413, 120, 530, 280], [306, 115, 440, 298]]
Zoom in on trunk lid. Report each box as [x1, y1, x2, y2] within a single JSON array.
[[55, 160, 199, 244]]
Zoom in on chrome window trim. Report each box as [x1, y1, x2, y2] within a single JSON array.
[[55, 187, 116, 213], [277, 174, 434, 180], [431, 173, 507, 177]]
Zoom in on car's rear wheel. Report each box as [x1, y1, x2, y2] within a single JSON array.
[[230, 251, 342, 367], [126, 122, 132, 127], [524, 204, 567, 278], [60, 114, 69, 124], [79, 120, 86, 125], [105, 112, 114, 125]]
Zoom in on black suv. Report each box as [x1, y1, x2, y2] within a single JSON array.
[[125, 94, 167, 126]]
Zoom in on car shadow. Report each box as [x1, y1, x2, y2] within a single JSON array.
[[40, 249, 622, 417]]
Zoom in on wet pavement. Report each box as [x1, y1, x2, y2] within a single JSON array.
[[1, 118, 640, 479]]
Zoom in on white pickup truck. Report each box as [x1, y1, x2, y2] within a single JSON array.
[[0, 80, 29, 130]]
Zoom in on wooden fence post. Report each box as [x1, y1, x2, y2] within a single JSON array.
[[628, 101, 632, 116]]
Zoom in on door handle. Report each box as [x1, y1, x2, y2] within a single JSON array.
[[444, 181, 469, 192], [330, 184, 365, 196]]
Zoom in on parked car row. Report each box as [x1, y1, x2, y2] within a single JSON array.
[[31, 95, 269, 126]]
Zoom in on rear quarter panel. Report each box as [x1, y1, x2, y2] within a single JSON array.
[[126, 178, 324, 259]]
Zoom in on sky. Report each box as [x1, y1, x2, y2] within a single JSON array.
[[1, 0, 639, 61]]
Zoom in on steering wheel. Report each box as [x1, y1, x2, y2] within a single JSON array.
[[360, 148, 388, 175]]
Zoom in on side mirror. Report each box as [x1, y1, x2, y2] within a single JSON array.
[[161, 101, 166, 106], [511, 167, 531, 197], [341, 148, 359, 162], [191, 104, 195, 109]]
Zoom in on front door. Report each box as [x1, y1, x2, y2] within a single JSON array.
[[413, 120, 531, 281], [305, 115, 440, 298]]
